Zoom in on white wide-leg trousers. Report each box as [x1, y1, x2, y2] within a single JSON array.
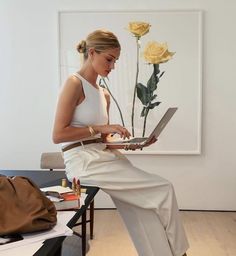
[[63, 144, 189, 256]]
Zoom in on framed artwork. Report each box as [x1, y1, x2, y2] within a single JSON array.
[[58, 10, 203, 154]]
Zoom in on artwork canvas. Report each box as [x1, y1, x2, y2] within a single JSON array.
[[58, 10, 203, 154]]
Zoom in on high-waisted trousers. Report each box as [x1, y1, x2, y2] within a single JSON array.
[[63, 143, 189, 256]]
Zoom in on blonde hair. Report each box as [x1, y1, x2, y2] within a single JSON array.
[[76, 29, 120, 60]]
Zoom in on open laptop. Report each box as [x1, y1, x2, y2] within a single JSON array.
[[106, 107, 178, 146]]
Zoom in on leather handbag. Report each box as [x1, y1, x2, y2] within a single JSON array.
[[0, 175, 57, 235]]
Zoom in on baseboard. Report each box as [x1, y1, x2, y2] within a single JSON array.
[[93, 208, 236, 212]]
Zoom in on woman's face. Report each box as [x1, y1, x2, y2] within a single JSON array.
[[90, 47, 120, 77]]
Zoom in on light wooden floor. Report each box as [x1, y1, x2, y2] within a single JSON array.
[[84, 210, 236, 256]]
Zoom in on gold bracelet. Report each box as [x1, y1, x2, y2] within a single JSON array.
[[88, 126, 96, 136]]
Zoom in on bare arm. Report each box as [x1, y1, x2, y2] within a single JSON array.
[[52, 76, 91, 143]]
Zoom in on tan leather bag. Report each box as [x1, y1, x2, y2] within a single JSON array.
[[0, 175, 57, 235]]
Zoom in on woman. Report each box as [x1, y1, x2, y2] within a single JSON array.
[[53, 29, 189, 256]]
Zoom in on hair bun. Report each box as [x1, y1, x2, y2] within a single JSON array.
[[77, 40, 86, 53]]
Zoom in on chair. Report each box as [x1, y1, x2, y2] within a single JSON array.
[[40, 152, 96, 255], [40, 152, 65, 171]]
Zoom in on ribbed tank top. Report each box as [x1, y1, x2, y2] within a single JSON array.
[[61, 73, 108, 148]]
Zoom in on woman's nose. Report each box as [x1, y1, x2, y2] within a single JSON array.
[[110, 61, 115, 69]]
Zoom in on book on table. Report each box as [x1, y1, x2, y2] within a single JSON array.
[[54, 192, 80, 211], [41, 185, 83, 211]]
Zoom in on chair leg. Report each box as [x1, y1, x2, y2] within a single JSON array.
[[89, 200, 94, 239], [82, 211, 87, 256]]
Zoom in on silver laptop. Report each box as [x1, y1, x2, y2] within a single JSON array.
[[106, 107, 178, 145]]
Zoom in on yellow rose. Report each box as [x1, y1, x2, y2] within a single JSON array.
[[143, 41, 175, 64], [128, 22, 151, 37]]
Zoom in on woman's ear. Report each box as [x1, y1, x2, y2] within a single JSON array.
[[88, 48, 95, 59]]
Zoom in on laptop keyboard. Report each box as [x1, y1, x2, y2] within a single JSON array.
[[128, 137, 147, 143]]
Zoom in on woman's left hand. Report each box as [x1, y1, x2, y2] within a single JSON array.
[[143, 136, 157, 147]]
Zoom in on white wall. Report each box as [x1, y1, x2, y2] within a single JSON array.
[[0, 0, 236, 210]]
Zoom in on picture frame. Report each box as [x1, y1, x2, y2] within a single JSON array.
[[58, 10, 203, 154]]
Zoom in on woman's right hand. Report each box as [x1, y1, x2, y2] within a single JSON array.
[[94, 124, 131, 139]]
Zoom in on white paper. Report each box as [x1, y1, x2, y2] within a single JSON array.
[[41, 185, 73, 194], [0, 211, 75, 252], [0, 242, 43, 256]]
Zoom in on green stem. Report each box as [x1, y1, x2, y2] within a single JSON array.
[[101, 77, 125, 127], [153, 63, 160, 75], [131, 37, 140, 137], [142, 108, 149, 137]]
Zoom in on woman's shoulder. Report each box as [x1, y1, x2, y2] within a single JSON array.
[[67, 74, 82, 85], [63, 74, 83, 90], [59, 75, 83, 100]]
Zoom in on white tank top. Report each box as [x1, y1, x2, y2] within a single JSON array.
[[61, 73, 108, 148]]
